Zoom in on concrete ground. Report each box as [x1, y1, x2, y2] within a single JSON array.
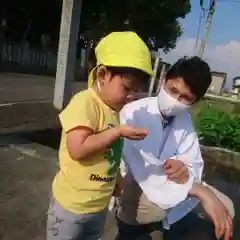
[[0, 72, 148, 105], [0, 73, 148, 134], [0, 73, 239, 239], [0, 73, 87, 104], [0, 136, 57, 240], [0, 73, 87, 134], [0, 134, 124, 240], [0, 133, 223, 240]]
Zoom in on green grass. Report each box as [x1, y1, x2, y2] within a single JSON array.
[[191, 101, 240, 152]]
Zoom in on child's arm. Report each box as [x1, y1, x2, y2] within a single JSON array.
[[60, 93, 147, 161], [67, 126, 120, 160], [67, 125, 147, 160]]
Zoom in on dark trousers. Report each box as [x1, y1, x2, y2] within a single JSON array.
[[116, 217, 163, 240]]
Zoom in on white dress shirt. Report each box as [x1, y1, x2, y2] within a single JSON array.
[[120, 97, 204, 227]]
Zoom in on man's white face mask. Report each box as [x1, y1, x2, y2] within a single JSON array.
[[157, 87, 189, 117]]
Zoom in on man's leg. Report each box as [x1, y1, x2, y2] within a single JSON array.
[[116, 218, 150, 240], [117, 173, 166, 239]]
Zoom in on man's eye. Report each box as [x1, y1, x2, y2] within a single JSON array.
[[171, 88, 178, 93]]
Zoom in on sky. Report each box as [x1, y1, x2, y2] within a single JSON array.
[[163, 0, 240, 89]]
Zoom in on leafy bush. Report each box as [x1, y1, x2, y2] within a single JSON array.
[[193, 103, 240, 152]]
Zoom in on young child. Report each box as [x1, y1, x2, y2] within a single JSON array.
[[46, 31, 153, 240]]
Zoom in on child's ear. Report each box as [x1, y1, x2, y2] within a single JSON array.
[[96, 66, 112, 85]]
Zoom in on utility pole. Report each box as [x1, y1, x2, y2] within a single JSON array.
[[53, 0, 82, 110], [197, 0, 216, 58], [148, 56, 160, 97], [156, 63, 166, 94]]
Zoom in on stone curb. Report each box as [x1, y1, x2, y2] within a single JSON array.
[[201, 145, 240, 171], [0, 101, 60, 134]]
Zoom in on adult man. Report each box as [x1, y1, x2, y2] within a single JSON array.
[[117, 57, 234, 240]]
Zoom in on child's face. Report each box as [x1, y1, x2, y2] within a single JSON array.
[[96, 67, 140, 111]]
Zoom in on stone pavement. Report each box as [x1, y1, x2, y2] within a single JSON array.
[[0, 72, 148, 105], [0, 134, 121, 240], [0, 73, 87, 134], [0, 73, 239, 239], [0, 133, 221, 240], [0, 73, 87, 104], [0, 73, 149, 134], [0, 135, 57, 240], [0, 133, 131, 240]]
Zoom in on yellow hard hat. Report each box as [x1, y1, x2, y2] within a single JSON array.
[[88, 31, 153, 88]]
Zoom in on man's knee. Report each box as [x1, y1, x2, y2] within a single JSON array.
[[117, 174, 166, 225], [117, 174, 165, 239]]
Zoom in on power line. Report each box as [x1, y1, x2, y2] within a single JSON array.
[[217, 0, 240, 3], [194, 0, 238, 57], [197, 0, 216, 57], [194, 10, 205, 54]]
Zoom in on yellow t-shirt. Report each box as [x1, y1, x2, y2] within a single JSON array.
[[52, 88, 123, 214]]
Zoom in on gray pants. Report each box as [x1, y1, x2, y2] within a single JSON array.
[[46, 198, 107, 240]]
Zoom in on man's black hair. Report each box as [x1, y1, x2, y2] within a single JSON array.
[[166, 56, 212, 101]]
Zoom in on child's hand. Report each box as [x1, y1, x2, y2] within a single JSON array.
[[118, 125, 148, 140], [164, 159, 189, 184]]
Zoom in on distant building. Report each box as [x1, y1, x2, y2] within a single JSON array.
[[232, 76, 240, 99], [233, 76, 240, 89], [208, 71, 227, 95]]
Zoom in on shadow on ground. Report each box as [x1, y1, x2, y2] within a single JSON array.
[[0, 129, 239, 240]]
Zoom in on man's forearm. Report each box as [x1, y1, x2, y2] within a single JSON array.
[[188, 182, 207, 200]]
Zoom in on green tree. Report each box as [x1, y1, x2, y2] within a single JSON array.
[[2, 0, 190, 52], [81, 0, 191, 52]]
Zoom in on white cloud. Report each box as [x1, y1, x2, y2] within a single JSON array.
[[161, 38, 240, 89]]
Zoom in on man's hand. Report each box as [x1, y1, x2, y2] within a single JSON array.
[[164, 159, 189, 184], [198, 186, 233, 240]]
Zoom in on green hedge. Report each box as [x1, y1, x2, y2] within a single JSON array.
[[193, 103, 240, 152]]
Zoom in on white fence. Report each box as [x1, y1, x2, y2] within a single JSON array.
[[0, 42, 57, 71]]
